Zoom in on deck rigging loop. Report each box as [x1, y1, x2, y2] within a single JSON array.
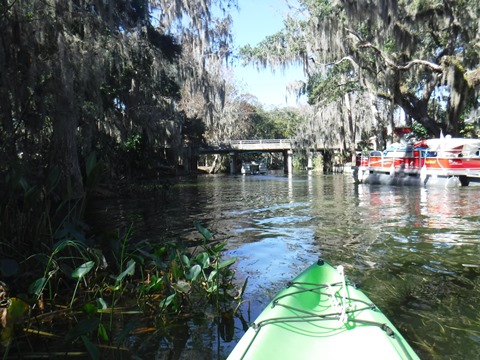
[[328, 265, 348, 324], [231, 262, 420, 360]]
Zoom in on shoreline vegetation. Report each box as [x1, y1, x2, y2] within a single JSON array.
[[0, 160, 245, 359]]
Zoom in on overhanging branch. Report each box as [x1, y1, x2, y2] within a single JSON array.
[[346, 28, 443, 73]]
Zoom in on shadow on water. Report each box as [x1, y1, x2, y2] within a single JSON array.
[[90, 173, 480, 359]]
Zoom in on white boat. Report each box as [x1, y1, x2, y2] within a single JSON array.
[[258, 160, 267, 174], [241, 161, 267, 175]]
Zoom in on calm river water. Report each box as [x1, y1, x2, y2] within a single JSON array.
[[98, 172, 480, 359]]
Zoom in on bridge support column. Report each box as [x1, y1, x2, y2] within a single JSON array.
[[283, 150, 293, 174], [229, 152, 237, 175], [307, 152, 313, 170]]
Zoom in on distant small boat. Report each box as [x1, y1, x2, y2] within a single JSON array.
[[258, 161, 267, 174], [241, 161, 267, 175], [228, 260, 419, 360]]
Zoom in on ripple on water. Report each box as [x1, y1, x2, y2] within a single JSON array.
[[91, 174, 480, 359]]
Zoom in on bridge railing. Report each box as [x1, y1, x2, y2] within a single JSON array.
[[226, 139, 292, 145], [199, 139, 293, 153]]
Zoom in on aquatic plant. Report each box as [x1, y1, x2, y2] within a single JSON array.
[[0, 151, 243, 358], [0, 219, 242, 359]]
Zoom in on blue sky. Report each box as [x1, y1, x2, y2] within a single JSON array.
[[230, 1, 305, 107]]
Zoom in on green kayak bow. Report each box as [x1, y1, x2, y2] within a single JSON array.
[[228, 259, 419, 360]]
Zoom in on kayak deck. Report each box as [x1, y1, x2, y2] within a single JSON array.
[[228, 260, 419, 360]]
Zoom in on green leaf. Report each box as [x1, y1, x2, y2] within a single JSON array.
[[194, 221, 213, 241], [97, 323, 109, 342], [115, 259, 135, 283], [72, 261, 95, 280], [96, 297, 108, 310], [218, 257, 237, 269], [173, 280, 191, 293], [206, 284, 218, 293], [81, 303, 97, 315], [186, 264, 201, 281], [207, 269, 218, 282], [212, 242, 227, 253], [159, 294, 176, 308], [180, 254, 190, 267], [29, 277, 47, 296], [65, 318, 100, 342], [194, 252, 210, 268], [7, 298, 30, 323], [239, 277, 249, 299], [145, 275, 163, 292], [81, 335, 100, 360]]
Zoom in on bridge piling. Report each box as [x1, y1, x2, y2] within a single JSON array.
[[198, 139, 296, 175], [230, 152, 237, 175], [283, 150, 293, 174]]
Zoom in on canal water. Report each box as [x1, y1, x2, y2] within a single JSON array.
[[98, 172, 480, 359]]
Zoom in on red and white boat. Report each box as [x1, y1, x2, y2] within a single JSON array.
[[354, 136, 480, 187]]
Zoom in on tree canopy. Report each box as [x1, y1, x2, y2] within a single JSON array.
[[0, 0, 237, 196], [240, 0, 480, 151]]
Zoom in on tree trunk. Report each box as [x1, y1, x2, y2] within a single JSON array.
[[0, 92, 16, 166], [209, 154, 218, 174], [51, 33, 83, 199], [394, 88, 441, 137]]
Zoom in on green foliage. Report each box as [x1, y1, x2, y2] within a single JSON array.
[[300, 0, 336, 18], [146, 26, 182, 62], [136, 223, 240, 317], [307, 62, 362, 105], [124, 134, 143, 153], [411, 121, 429, 139], [0, 297, 30, 350], [240, 106, 306, 140], [460, 122, 478, 138], [182, 117, 206, 146], [2, 220, 242, 358], [383, 37, 397, 53], [242, 0, 479, 140], [1, 0, 237, 198]]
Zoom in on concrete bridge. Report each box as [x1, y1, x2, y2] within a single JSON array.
[[199, 139, 292, 152], [198, 139, 294, 174]]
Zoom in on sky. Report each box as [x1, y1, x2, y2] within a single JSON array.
[[229, 1, 306, 108]]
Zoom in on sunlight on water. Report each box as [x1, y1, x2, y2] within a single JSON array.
[[91, 173, 480, 359], [224, 175, 480, 360]]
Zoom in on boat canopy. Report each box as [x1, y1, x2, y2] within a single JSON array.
[[424, 137, 480, 156]]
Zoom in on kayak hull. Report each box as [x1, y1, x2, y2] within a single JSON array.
[[228, 260, 419, 360]]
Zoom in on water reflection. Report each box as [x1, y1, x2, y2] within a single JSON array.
[[90, 173, 480, 359], [228, 176, 480, 360], [342, 183, 480, 359]]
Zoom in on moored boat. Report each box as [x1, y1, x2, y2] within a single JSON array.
[[354, 136, 480, 187], [258, 160, 267, 174], [241, 160, 267, 175], [228, 260, 419, 360], [241, 161, 256, 175]]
